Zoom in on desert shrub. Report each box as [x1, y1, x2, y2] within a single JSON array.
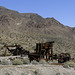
[[2, 50, 11, 56], [23, 58, 30, 64], [56, 72, 61, 75], [65, 61, 75, 67], [12, 59, 23, 65], [53, 60, 58, 63], [21, 72, 27, 75], [6, 53, 11, 56], [39, 59, 47, 64], [1, 59, 11, 65], [73, 59, 75, 63], [63, 64, 69, 68], [5, 72, 10, 75], [31, 60, 38, 65], [33, 69, 41, 75]]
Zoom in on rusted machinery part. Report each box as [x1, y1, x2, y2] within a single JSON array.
[[58, 53, 70, 63], [53, 54, 58, 60], [28, 52, 40, 62]]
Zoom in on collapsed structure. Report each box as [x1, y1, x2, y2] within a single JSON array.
[[3, 41, 71, 63], [4, 44, 29, 56]]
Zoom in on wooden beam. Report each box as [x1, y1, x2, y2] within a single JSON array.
[[10, 49, 16, 56], [4, 47, 7, 56], [51, 48, 53, 61]]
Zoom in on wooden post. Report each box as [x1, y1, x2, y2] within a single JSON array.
[[51, 47, 53, 61], [21, 50, 23, 57], [4, 47, 7, 56], [46, 50, 47, 60], [39, 43, 42, 60], [36, 44, 38, 53]]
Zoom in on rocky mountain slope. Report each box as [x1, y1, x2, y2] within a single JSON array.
[[0, 6, 75, 57]]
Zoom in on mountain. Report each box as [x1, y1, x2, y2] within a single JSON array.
[[0, 6, 75, 57]]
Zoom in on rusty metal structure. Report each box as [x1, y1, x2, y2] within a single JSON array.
[[28, 41, 71, 63], [4, 44, 29, 56], [3, 41, 71, 63], [28, 41, 54, 62], [58, 53, 71, 63]]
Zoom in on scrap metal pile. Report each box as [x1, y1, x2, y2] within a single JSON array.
[[3, 41, 71, 63]]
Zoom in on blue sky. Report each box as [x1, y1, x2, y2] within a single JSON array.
[[0, 0, 75, 27]]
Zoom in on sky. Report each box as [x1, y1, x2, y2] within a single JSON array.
[[0, 0, 75, 27]]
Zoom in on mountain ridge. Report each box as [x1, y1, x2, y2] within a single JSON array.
[[0, 6, 75, 40]]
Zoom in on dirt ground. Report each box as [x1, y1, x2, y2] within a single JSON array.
[[0, 65, 75, 75], [0, 56, 75, 75]]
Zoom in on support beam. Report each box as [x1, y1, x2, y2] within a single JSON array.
[[4, 47, 7, 56]]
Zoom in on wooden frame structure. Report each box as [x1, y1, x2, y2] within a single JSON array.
[[4, 44, 29, 56], [28, 41, 54, 62]]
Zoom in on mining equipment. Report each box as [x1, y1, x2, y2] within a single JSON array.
[[28, 41, 54, 62], [58, 53, 71, 63], [4, 44, 29, 56], [3, 41, 71, 63], [28, 41, 71, 63]]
